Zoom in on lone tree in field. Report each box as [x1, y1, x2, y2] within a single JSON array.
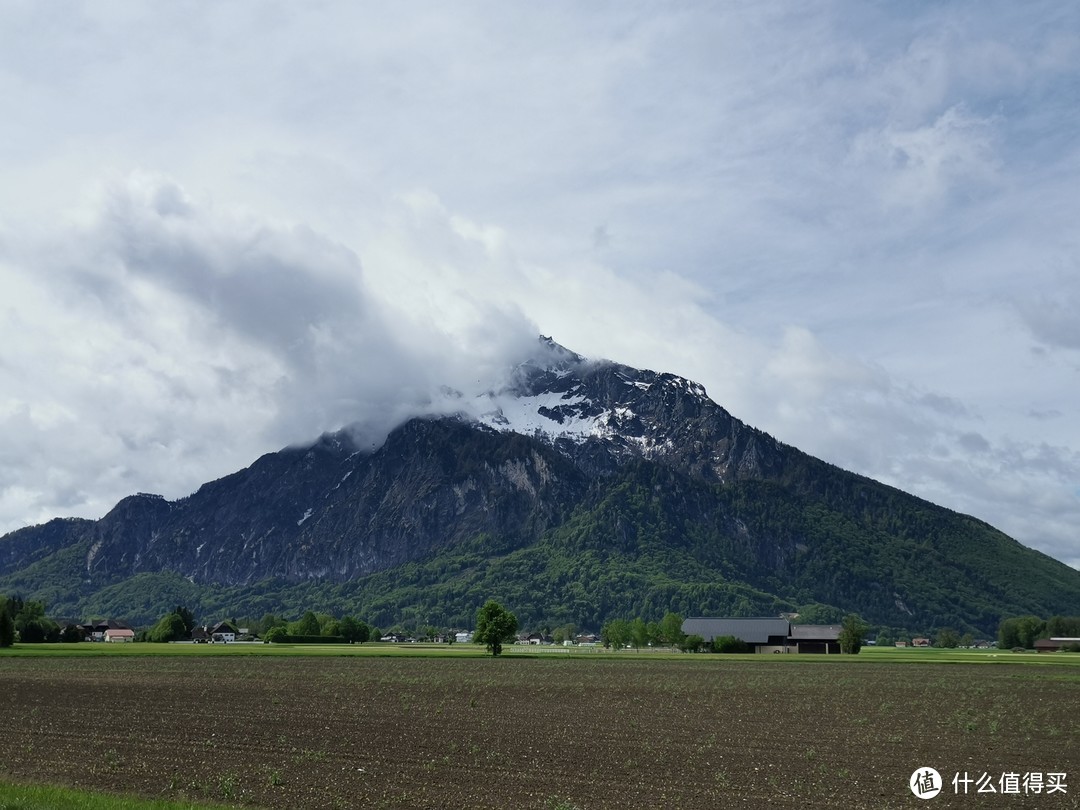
[[838, 613, 868, 654], [475, 600, 518, 656]]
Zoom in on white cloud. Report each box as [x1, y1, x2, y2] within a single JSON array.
[[0, 2, 1078, 571], [850, 105, 1002, 210]]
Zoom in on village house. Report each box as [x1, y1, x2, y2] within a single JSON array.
[[209, 621, 237, 643], [104, 627, 135, 643], [77, 619, 133, 642]]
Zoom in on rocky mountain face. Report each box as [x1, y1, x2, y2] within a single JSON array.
[[2, 338, 1079, 633]]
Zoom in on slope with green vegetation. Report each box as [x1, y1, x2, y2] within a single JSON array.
[[2, 344, 1079, 637]]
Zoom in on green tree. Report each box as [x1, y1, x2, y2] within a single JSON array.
[[793, 603, 845, 625], [552, 623, 576, 645], [59, 623, 83, 643], [712, 635, 750, 654], [680, 634, 705, 653], [290, 611, 321, 637], [475, 600, 518, 656], [875, 629, 896, 648], [264, 626, 289, 644], [838, 613, 868, 654], [338, 616, 370, 644], [1046, 615, 1080, 637], [998, 616, 1044, 649], [149, 612, 188, 643], [174, 606, 195, 637], [630, 617, 649, 649], [601, 618, 630, 649], [934, 628, 960, 649], [257, 613, 288, 637], [660, 612, 685, 648], [15, 601, 59, 643]]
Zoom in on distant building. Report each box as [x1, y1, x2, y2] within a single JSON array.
[[79, 619, 132, 642], [209, 622, 237, 643], [681, 617, 790, 654], [681, 617, 845, 654], [1034, 637, 1080, 653], [788, 624, 841, 655]]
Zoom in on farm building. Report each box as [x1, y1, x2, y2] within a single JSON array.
[[681, 617, 845, 654], [1034, 637, 1080, 653], [788, 624, 842, 654], [682, 618, 790, 654], [104, 628, 135, 643]]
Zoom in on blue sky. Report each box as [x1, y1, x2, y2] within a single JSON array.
[[1, 2, 1078, 568]]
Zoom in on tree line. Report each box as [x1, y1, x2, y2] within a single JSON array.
[[147, 607, 379, 644], [0, 596, 83, 646], [998, 615, 1080, 650], [600, 612, 688, 650], [0, 591, 991, 658]]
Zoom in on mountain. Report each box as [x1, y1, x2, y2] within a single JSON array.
[[2, 337, 1079, 634]]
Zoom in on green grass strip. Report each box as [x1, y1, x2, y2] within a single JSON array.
[[0, 781, 230, 810]]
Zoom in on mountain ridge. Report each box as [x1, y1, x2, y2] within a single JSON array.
[[2, 338, 1078, 634]]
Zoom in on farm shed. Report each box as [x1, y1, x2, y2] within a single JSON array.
[[681, 617, 791, 654], [788, 624, 841, 654], [1034, 637, 1080, 652], [104, 628, 135, 643]]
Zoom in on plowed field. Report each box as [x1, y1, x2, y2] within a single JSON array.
[[0, 654, 1077, 808]]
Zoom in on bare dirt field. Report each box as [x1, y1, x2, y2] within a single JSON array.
[[0, 653, 1077, 809]]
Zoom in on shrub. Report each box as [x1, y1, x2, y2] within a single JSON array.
[[712, 635, 751, 654]]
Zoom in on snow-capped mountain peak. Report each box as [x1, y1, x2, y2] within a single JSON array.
[[448, 337, 767, 483]]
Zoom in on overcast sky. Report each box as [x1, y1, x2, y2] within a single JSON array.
[[2, 2, 1078, 569]]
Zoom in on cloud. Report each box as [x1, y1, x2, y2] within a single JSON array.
[[0, 174, 540, 531], [1016, 292, 1080, 351], [0, 2, 1078, 574], [849, 105, 1002, 210]]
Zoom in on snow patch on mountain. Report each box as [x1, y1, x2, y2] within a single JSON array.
[[476, 390, 603, 440]]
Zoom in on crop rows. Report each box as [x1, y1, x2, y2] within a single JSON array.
[[0, 655, 1077, 808]]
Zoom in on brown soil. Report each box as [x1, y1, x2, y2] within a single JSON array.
[[0, 655, 1076, 808]]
